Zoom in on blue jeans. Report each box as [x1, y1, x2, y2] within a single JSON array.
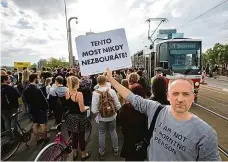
[[98, 119, 118, 155]]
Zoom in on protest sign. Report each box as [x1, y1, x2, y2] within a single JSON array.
[[14, 62, 31, 68], [75, 28, 132, 76]]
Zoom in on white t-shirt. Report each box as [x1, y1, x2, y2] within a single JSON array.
[[93, 82, 111, 90]]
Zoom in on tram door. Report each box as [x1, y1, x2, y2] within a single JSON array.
[[147, 52, 155, 79]]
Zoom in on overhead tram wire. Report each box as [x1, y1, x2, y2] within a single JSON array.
[[143, 0, 173, 39], [163, 0, 173, 10], [154, 0, 174, 21], [146, 0, 173, 39], [177, 0, 228, 29], [149, 0, 161, 7]]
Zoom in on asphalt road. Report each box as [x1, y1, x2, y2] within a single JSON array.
[[7, 114, 124, 161], [4, 77, 228, 161], [193, 81, 228, 161], [190, 105, 228, 161], [205, 77, 228, 90]]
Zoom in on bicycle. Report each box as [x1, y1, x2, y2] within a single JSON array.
[[34, 112, 92, 161], [61, 109, 92, 144], [1, 110, 32, 161], [84, 109, 92, 144]]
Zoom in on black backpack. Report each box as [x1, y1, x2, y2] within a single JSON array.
[[50, 92, 67, 108]]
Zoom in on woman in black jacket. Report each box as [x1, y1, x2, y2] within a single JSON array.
[[119, 83, 147, 161], [150, 76, 170, 105]]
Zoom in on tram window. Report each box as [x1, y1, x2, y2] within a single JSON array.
[[164, 62, 168, 69], [159, 62, 163, 67], [151, 52, 155, 60], [159, 43, 168, 61], [185, 54, 192, 66], [159, 62, 168, 69], [197, 49, 201, 67]]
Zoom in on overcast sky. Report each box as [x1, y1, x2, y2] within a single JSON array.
[[1, 0, 228, 66]]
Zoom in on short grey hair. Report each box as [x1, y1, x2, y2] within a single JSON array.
[[168, 75, 194, 92]]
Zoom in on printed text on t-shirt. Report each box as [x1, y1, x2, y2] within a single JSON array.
[[154, 122, 188, 155]]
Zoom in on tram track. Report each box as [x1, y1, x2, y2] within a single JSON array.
[[192, 103, 228, 160], [194, 103, 228, 122], [192, 84, 228, 160], [219, 145, 228, 159], [200, 85, 228, 101], [199, 93, 227, 106], [197, 85, 228, 118], [197, 95, 228, 118]]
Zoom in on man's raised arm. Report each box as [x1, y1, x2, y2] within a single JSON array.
[[105, 68, 160, 117], [105, 68, 131, 100]]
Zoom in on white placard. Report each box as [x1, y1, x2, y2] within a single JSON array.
[[75, 28, 132, 76]]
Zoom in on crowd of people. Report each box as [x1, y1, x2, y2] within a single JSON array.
[[1, 66, 221, 161], [204, 63, 228, 78]]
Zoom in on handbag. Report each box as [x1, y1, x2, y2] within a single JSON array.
[[135, 105, 165, 159]]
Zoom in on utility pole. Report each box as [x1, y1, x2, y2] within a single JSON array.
[[145, 18, 168, 79], [67, 17, 78, 67], [63, 0, 68, 39]]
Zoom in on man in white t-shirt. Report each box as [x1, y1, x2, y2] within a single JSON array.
[[91, 75, 121, 160]]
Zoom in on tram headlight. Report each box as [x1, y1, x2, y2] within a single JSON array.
[[195, 82, 199, 86]]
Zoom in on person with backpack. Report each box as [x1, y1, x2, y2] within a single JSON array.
[[49, 76, 67, 130], [1, 74, 21, 134], [39, 77, 53, 119], [22, 73, 49, 145], [91, 75, 121, 160]]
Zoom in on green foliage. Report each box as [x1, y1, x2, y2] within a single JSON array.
[[31, 63, 37, 68], [44, 57, 69, 68], [203, 43, 228, 65]]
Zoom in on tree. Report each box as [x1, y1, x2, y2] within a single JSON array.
[[203, 43, 228, 66], [31, 63, 37, 68], [202, 53, 208, 67], [44, 57, 69, 68]]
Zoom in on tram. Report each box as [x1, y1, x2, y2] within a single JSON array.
[[148, 38, 202, 102]]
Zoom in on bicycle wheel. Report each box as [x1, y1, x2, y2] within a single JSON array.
[[1, 131, 21, 161], [34, 143, 65, 161], [85, 120, 92, 144]]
